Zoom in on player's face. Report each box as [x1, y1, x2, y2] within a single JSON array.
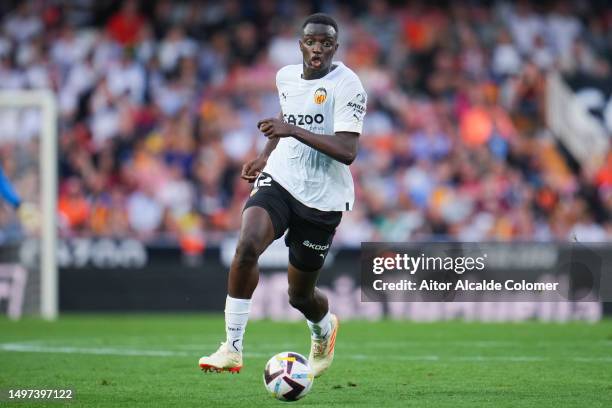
[[299, 23, 338, 77]]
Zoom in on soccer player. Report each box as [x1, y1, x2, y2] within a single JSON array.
[[199, 13, 367, 377]]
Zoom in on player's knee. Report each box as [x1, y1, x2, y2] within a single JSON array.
[[233, 235, 261, 268]]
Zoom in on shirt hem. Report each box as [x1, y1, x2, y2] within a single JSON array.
[[265, 169, 353, 212]]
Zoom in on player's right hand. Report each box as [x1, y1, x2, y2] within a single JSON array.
[[241, 157, 267, 182]]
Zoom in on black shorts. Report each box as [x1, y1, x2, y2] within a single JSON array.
[[244, 172, 342, 272]]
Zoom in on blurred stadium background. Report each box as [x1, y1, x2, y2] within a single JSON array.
[[0, 0, 610, 320]]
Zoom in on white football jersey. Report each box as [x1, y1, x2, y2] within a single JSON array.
[[263, 62, 367, 211]]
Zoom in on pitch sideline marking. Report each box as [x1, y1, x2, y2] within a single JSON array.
[[0, 342, 610, 363]]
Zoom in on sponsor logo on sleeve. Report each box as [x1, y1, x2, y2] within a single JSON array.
[[347, 93, 366, 121]]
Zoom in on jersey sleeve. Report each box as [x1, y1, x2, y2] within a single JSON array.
[[275, 68, 282, 97], [333, 78, 367, 134]]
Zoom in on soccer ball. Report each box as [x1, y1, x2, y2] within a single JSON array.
[[263, 352, 314, 401]]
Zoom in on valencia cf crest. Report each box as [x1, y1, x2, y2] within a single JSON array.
[[314, 88, 327, 104]]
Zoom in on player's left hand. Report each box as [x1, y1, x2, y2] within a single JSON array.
[[17, 201, 40, 233], [257, 118, 294, 139], [241, 156, 267, 182]]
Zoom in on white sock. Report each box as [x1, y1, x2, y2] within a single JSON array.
[[307, 311, 332, 340], [225, 295, 251, 353]]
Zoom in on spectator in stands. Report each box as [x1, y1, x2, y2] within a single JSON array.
[[0, 0, 608, 243]]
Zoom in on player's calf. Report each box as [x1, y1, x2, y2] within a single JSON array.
[[288, 293, 314, 314]]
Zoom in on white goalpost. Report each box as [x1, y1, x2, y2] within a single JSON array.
[[0, 90, 58, 320]]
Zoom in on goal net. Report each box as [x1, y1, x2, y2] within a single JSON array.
[[0, 90, 57, 319]]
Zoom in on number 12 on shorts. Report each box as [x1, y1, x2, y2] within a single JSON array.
[[255, 174, 272, 188]]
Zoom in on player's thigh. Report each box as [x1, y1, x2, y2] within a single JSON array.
[[240, 177, 291, 253], [285, 214, 341, 276], [236, 206, 277, 255]]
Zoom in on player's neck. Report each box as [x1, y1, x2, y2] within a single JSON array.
[[302, 63, 337, 80]]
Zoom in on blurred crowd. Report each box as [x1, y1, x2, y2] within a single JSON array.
[[0, 0, 610, 247]]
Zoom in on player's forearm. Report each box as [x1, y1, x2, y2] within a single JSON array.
[[291, 128, 357, 165], [258, 113, 284, 160], [259, 138, 280, 160]]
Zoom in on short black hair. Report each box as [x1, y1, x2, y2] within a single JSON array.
[[302, 13, 338, 35]]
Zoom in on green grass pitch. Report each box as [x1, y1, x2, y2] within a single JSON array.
[[1, 315, 611, 407]]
